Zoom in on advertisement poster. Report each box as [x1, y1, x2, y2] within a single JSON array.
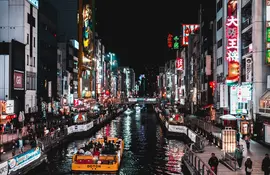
[[264, 124, 270, 144], [168, 125, 187, 134], [13, 70, 24, 90], [8, 147, 41, 173]]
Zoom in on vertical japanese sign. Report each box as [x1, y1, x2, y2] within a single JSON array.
[[175, 58, 183, 70], [173, 36, 179, 49], [245, 57, 252, 82], [167, 34, 180, 50], [266, 0, 270, 64], [225, 15, 240, 86], [167, 34, 173, 48], [182, 24, 199, 46]]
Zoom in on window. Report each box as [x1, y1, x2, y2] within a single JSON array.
[[26, 71, 36, 90], [30, 57, 32, 67], [217, 18, 222, 30], [217, 57, 223, 66], [217, 0, 222, 12], [217, 39, 222, 48], [27, 34, 29, 44], [27, 55, 29, 65], [34, 37, 35, 47], [33, 57, 35, 67]]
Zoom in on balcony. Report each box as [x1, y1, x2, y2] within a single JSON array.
[[242, 18, 252, 34]]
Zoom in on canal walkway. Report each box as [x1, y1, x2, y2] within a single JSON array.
[[191, 119, 266, 175]]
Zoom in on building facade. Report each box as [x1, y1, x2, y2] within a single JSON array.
[[0, 0, 38, 114]]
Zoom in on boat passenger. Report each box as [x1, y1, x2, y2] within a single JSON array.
[[84, 150, 92, 155], [93, 148, 100, 157], [78, 148, 85, 154]]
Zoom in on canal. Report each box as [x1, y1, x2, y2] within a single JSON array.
[[27, 108, 188, 175]]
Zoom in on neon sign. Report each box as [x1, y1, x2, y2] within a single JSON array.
[[167, 34, 173, 48], [182, 24, 199, 46], [226, 15, 240, 85], [173, 36, 179, 49], [176, 58, 183, 70]]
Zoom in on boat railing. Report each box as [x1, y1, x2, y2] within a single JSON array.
[[183, 145, 216, 175]]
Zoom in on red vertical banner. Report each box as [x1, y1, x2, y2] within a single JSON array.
[[176, 58, 183, 71]]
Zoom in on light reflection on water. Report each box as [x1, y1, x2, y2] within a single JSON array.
[[27, 111, 185, 175]]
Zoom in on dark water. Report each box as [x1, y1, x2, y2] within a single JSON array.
[[27, 110, 186, 175]]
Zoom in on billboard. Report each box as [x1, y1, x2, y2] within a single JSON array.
[[14, 70, 24, 90], [82, 4, 94, 59], [182, 24, 199, 46]]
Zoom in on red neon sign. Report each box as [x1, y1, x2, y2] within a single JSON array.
[[176, 58, 183, 70], [167, 34, 173, 48]]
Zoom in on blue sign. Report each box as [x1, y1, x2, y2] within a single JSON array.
[[27, 0, 39, 9], [8, 147, 41, 173]]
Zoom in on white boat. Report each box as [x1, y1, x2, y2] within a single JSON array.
[[124, 108, 133, 115]]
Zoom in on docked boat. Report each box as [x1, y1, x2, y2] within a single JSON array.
[[124, 108, 133, 115], [71, 137, 124, 172]]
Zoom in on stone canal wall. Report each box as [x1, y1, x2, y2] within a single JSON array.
[[0, 109, 124, 175]]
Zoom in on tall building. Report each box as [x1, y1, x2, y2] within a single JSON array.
[[58, 40, 79, 105], [0, 0, 38, 115], [38, 0, 58, 103]]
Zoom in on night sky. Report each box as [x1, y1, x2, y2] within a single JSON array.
[[96, 0, 216, 75]]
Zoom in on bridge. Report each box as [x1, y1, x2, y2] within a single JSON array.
[[125, 98, 158, 104]]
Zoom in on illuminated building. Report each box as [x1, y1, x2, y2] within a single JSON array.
[[0, 0, 39, 115], [78, 0, 96, 98], [119, 67, 135, 98], [58, 40, 79, 105]]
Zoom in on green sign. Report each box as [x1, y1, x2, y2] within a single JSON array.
[[173, 36, 179, 49], [267, 49, 270, 64], [267, 28, 270, 42]]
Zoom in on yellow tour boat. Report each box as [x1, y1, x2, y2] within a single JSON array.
[[71, 137, 124, 172]]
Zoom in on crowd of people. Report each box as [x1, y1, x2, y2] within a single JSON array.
[[77, 137, 122, 157]]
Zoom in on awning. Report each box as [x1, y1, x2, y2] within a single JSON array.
[[260, 90, 270, 101], [220, 114, 237, 120]]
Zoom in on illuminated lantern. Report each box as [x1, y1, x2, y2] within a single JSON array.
[[226, 61, 240, 85], [105, 90, 110, 96]]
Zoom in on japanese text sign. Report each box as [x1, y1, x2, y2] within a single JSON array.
[[176, 58, 183, 70], [226, 16, 238, 62], [167, 34, 173, 48], [182, 24, 199, 46]]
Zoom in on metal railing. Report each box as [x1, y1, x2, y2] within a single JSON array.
[[183, 145, 216, 175], [221, 152, 237, 171]]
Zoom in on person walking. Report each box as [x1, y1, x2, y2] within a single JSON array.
[[245, 157, 253, 175], [208, 153, 219, 174], [235, 145, 244, 169], [236, 131, 241, 145], [262, 154, 270, 175], [245, 134, 251, 150], [208, 132, 214, 146]]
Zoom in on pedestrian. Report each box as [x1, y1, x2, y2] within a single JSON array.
[[262, 154, 270, 175], [12, 140, 16, 156], [208, 132, 214, 146], [245, 134, 251, 150], [235, 144, 244, 169], [18, 137, 24, 153], [208, 153, 219, 174], [245, 157, 253, 175], [236, 131, 241, 145]]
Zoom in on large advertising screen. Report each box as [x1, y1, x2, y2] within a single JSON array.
[[14, 70, 24, 90], [83, 4, 93, 58]]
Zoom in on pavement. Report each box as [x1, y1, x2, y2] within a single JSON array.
[[193, 120, 267, 175], [0, 126, 28, 143]]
